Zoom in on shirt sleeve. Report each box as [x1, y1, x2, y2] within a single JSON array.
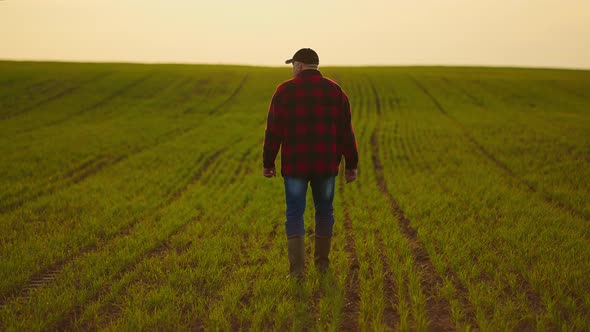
[[341, 92, 359, 170], [263, 89, 283, 168]]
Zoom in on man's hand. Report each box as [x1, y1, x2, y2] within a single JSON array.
[[345, 168, 358, 183], [263, 167, 276, 178]]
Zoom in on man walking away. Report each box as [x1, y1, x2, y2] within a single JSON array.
[[262, 48, 359, 281]]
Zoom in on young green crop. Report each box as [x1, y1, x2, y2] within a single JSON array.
[[0, 61, 588, 330]]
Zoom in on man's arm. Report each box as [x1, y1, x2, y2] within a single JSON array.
[[263, 90, 283, 176], [341, 92, 359, 176]]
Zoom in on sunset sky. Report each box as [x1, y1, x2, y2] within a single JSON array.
[[1, 0, 589, 69]]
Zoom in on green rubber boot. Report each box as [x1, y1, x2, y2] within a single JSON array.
[[287, 236, 305, 281], [314, 235, 332, 273]]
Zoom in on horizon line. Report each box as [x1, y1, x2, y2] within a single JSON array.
[[1, 57, 589, 72]]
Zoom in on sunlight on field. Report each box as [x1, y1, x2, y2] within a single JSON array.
[[0, 61, 589, 330]]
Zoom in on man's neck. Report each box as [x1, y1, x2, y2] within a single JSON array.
[[300, 65, 319, 71]]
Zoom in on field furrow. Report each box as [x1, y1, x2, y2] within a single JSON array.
[[0, 144, 230, 308], [60, 155, 250, 331], [410, 75, 589, 222], [207, 74, 250, 115], [24, 72, 156, 132], [0, 72, 251, 214], [0, 72, 113, 120], [367, 78, 454, 331], [0, 139, 247, 329], [338, 175, 361, 331], [88, 150, 279, 330]]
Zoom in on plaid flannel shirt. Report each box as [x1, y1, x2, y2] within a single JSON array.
[[263, 69, 359, 179]]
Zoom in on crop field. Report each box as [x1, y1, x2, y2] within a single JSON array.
[[0, 61, 589, 331]]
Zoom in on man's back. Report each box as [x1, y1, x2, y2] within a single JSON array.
[[263, 69, 358, 179], [263, 48, 359, 281]]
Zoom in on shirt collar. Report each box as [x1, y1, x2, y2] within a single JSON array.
[[297, 69, 322, 78]]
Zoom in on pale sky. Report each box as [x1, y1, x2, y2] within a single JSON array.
[[1, 0, 589, 69]]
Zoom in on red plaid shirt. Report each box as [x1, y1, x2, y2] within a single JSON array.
[[263, 69, 358, 178]]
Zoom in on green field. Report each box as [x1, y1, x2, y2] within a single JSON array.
[[0, 61, 589, 331]]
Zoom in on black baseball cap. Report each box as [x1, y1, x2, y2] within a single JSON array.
[[285, 48, 319, 65]]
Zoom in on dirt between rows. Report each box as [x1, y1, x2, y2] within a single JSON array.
[[411, 75, 588, 222], [368, 78, 455, 331], [57, 147, 237, 330], [338, 176, 361, 331]]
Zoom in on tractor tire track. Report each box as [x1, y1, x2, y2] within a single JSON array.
[[0, 154, 122, 213], [116, 147, 229, 239], [366, 74, 382, 115], [80, 165, 249, 330], [19, 72, 155, 133], [0, 146, 230, 308], [429, 152, 546, 328], [411, 76, 590, 222], [408, 77, 549, 327], [367, 77, 455, 331], [371, 132, 454, 331], [389, 85, 480, 329], [445, 75, 590, 181], [0, 72, 113, 121], [358, 114, 402, 328], [338, 175, 360, 331], [1, 76, 251, 215], [69, 157, 252, 331], [56, 220, 195, 331], [0, 78, 61, 113], [360, 85, 401, 328], [207, 74, 250, 115], [441, 77, 486, 108], [418, 156, 482, 329], [1, 141, 166, 214], [2, 126, 195, 214], [391, 77, 546, 328]]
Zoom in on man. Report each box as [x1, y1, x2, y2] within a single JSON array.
[[262, 48, 359, 281]]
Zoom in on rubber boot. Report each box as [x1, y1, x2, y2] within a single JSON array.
[[314, 235, 332, 273], [287, 236, 305, 281]]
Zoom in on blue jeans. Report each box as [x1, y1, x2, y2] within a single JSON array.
[[284, 175, 336, 238]]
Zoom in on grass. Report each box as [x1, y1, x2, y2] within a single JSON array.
[[0, 61, 589, 331]]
